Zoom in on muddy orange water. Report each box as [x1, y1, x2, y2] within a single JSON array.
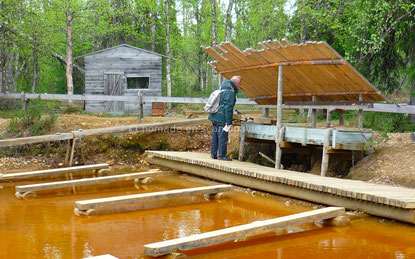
[[1, 171, 415, 259]]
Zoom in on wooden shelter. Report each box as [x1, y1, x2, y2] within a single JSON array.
[[202, 40, 386, 103], [203, 40, 386, 173], [84, 44, 165, 115]]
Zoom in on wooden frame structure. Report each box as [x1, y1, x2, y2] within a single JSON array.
[[203, 40, 387, 173]]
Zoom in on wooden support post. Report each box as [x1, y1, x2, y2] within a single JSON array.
[[326, 109, 332, 128], [321, 129, 332, 177], [339, 110, 345, 126], [69, 137, 78, 166], [137, 91, 143, 123], [238, 121, 246, 161], [262, 107, 269, 117], [358, 94, 364, 128], [275, 65, 283, 168], [143, 207, 345, 257], [275, 126, 285, 169], [299, 108, 305, 120], [65, 139, 71, 163], [311, 96, 317, 128], [21, 92, 26, 111]]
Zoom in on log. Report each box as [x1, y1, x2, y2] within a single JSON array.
[[143, 207, 345, 257], [1, 163, 109, 181], [15, 171, 164, 196], [75, 184, 233, 215]]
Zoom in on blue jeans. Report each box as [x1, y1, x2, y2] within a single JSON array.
[[211, 124, 229, 158]]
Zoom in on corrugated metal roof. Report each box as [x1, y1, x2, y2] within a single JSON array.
[[203, 40, 386, 104]]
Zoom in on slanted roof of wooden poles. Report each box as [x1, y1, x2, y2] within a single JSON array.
[[202, 40, 386, 104]]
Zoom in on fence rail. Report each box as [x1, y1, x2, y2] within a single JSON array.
[[1, 93, 415, 114], [0, 93, 256, 105]]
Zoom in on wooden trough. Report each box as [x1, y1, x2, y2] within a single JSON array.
[[15, 170, 165, 198], [0, 163, 109, 181], [74, 184, 233, 216], [144, 207, 345, 257]]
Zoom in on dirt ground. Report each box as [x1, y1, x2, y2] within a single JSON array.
[[1, 114, 415, 188]]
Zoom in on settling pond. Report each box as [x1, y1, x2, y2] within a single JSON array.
[[1, 170, 415, 259]]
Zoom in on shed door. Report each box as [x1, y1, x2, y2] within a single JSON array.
[[104, 73, 125, 114]]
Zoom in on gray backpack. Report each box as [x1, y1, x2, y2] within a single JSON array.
[[204, 88, 225, 113]]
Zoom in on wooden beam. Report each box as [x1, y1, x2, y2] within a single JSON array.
[[82, 255, 119, 259], [74, 184, 233, 215], [0, 93, 256, 105], [0, 163, 109, 181], [143, 207, 345, 257], [253, 91, 380, 99], [0, 132, 74, 148], [285, 101, 374, 107], [15, 171, 165, 197], [0, 118, 209, 148], [219, 59, 346, 74]]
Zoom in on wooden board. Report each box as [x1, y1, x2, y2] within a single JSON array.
[[75, 184, 233, 214], [244, 123, 371, 151], [0, 163, 109, 181], [145, 151, 415, 210], [15, 171, 164, 194], [143, 207, 345, 257]]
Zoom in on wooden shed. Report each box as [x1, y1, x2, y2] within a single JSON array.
[[84, 44, 165, 115]]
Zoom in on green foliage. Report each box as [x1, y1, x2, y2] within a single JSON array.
[[5, 99, 58, 137], [364, 112, 415, 135]]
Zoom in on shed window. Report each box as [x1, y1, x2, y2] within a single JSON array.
[[127, 77, 149, 89]]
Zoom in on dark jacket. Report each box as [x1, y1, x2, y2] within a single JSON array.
[[208, 80, 238, 126]]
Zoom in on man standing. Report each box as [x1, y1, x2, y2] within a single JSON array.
[[208, 75, 242, 161]]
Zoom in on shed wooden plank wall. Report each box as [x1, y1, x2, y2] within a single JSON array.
[[85, 45, 162, 115]]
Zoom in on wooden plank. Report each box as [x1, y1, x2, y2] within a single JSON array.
[[75, 184, 233, 212], [15, 171, 164, 194], [0, 163, 109, 181], [82, 254, 119, 259], [0, 132, 73, 148], [143, 207, 345, 257]]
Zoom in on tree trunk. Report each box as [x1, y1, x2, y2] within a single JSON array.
[[66, 6, 74, 106], [410, 80, 415, 123], [195, 1, 204, 90], [150, 9, 157, 52], [31, 39, 39, 93], [210, 0, 217, 88], [165, 0, 172, 110], [225, 0, 234, 42]]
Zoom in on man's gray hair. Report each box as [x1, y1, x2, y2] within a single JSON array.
[[231, 75, 242, 83]]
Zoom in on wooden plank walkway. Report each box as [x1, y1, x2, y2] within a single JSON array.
[[145, 151, 415, 224], [144, 207, 345, 257], [0, 163, 109, 181], [15, 171, 164, 198], [74, 184, 233, 216]]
